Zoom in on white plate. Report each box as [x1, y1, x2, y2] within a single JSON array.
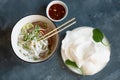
[[61, 27, 110, 75]]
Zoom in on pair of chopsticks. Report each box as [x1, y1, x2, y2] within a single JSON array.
[[40, 18, 76, 40]]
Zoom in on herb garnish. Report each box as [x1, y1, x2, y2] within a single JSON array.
[[92, 28, 108, 46], [93, 28, 103, 42], [65, 59, 78, 68], [65, 59, 83, 74]]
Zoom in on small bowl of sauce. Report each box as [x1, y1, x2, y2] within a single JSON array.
[[46, 0, 68, 22]]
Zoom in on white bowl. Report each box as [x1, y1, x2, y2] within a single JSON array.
[[46, 0, 68, 22], [11, 15, 59, 63]]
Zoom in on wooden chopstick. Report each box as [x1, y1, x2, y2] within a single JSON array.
[[42, 21, 76, 40], [40, 18, 75, 39]]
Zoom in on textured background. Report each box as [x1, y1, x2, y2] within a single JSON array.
[[0, 0, 120, 80]]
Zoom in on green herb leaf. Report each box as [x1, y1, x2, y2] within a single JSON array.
[[23, 44, 29, 50], [23, 34, 29, 41], [65, 59, 84, 74], [93, 28, 104, 43], [33, 57, 39, 60], [65, 59, 78, 68], [35, 25, 40, 32], [21, 23, 34, 34]]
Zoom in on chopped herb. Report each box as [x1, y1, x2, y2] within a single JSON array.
[[29, 34, 35, 40], [33, 57, 39, 60], [23, 34, 29, 41], [34, 25, 40, 33], [23, 44, 29, 50], [21, 23, 34, 34]]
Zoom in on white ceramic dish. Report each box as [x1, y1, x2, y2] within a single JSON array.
[[46, 0, 68, 22], [61, 27, 110, 75], [11, 15, 59, 63]]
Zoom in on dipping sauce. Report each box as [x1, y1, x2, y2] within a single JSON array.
[[49, 4, 66, 20]]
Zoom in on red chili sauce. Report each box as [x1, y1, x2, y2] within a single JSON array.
[[49, 4, 66, 20]]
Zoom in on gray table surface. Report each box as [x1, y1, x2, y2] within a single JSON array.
[[0, 0, 120, 80]]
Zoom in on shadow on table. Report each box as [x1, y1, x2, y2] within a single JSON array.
[[0, 23, 27, 76], [38, 5, 47, 16]]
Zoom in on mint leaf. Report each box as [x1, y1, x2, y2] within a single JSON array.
[[65, 59, 78, 68], [93, 28, 104, 43]]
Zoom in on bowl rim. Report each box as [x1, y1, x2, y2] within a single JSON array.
[[46, 0, 68, 22], [11, 15, 59, 63]]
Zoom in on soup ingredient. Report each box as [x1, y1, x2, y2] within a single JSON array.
[[61, 27, 110, 75], [49, 4, 66, 20], [18, 21, 50, 60]]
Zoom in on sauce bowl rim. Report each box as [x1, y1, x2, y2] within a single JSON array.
[[46, 0, 68, 22]]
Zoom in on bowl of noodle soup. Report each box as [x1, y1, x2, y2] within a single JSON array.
[[11, 15, 59, 62]]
